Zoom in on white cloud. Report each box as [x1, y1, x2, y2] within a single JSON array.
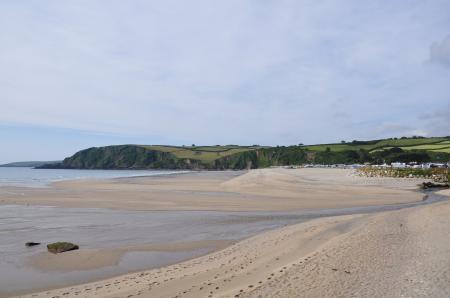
[[0, 0, 449, 149], [430, 35, 450, 68]]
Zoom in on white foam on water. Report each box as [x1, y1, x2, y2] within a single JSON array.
[[0, 167, 189, 187]]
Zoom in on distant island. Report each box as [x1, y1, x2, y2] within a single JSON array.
[[0, 161, 62, 168], [37, 136, 450, 170]]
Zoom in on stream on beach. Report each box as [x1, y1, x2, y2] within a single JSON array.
[[0, 190, 446, 297]]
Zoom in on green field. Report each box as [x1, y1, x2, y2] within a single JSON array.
[[371, 142, 450, 153], [393, 144, 450, 152], [139, 145, 264, 162], [301, 137, 450, 153], [138, 137, 450, 165], [143, 137, 450, 163], [431, 147, 450, 153]]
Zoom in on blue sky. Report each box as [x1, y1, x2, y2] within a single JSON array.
[[1, 0, 449, 163]]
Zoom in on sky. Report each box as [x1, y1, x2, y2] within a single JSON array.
[[0, 0, 449, 163]]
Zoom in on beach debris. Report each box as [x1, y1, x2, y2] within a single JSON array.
[[357, 167, 449, 183], [421, 181, 449, 189], [47, 242, 79, 254], [25, 242, 41, 247]]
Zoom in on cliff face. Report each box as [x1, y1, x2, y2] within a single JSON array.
[[41, 145, 195, 169], [62, 145, 178, 169], [41, 145, 257, 170]]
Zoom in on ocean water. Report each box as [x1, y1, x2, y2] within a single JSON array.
[[0, 167, 188, 187]]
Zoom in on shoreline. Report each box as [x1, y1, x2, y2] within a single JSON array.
[[0, 167, 193, 189]]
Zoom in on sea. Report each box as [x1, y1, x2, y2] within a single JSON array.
[[0, 167, 188, 187]]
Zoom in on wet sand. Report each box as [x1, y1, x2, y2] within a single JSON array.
[[0, 204, 319, 296], [17, 195, 450, 298], [27, 241, 231, 272], [437, 188, 450, 197]]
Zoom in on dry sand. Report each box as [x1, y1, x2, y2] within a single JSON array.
[[0, 168, 424, 211], [4, 168, 449, 297]]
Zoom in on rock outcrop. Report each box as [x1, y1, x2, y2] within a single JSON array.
[[47, 242, 79, 254]]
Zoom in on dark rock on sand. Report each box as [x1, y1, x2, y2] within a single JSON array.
[[25, 242, 41, 247], [47, 242, 79, 254]]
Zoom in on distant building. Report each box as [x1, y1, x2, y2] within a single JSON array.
[[391, 162, 406, 168], [429, 163, 445, 168]]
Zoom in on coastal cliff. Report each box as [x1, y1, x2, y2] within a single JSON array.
[[38, 137, 450, 170]]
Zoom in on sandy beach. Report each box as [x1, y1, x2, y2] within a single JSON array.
[[2, 168, 449, 297], [0, 168, 424, 211]]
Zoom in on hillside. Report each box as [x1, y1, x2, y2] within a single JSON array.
[[38, 145, 267, 170], [140, 145, 265, 161], [38, 137, 450, 170]]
